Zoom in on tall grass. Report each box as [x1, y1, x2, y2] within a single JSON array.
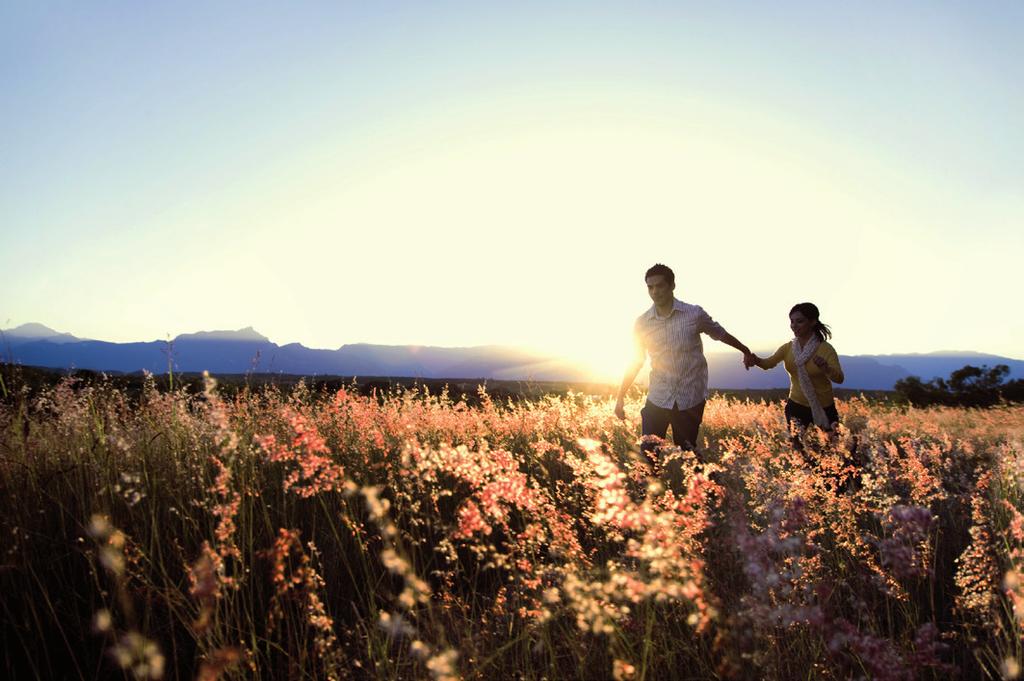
[[1, 371, 1023, 679]]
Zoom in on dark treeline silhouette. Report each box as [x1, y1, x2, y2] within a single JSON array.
[[1, 363, 892, 412], [894, 364, 1024, 407], [0, 363, 616, 409]]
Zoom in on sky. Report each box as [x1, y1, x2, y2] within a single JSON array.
[[3, 1, 1022, 379]]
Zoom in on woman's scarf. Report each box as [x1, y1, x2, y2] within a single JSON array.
[[791, 336, 831, 429]]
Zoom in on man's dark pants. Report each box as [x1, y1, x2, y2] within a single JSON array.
[[640, 400, 706, 455]]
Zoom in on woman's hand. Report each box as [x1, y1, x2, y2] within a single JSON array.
[[812, 355, 835, 379]]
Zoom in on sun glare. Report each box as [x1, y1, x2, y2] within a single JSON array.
[[573, 338, 637, 384], [277, 111, 816, 339]]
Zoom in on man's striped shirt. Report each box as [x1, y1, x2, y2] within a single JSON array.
[[633, 299, 728, 410]]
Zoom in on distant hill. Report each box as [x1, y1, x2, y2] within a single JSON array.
[[2, 324, 1021, 390], [705, 353, 912, 390], [708, 351, 1024, 391], [1, 326, 595, 382], [2, 323, 82, 346]]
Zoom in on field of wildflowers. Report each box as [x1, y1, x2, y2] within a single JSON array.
[[2, 371, 1023, 680]]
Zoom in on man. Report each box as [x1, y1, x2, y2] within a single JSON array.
[[614, 263, 754, 457]]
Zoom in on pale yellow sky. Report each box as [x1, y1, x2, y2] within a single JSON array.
[[4, 3, 1022, 378]]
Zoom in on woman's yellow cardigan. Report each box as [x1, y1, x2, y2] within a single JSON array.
[[760, 341, 844, 407]]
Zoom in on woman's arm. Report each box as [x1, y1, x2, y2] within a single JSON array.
[[813, 344, 844, 383], [755, 344, 787, 370]]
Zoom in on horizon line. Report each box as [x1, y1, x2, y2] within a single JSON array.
[[3, 321, 1022, 363]]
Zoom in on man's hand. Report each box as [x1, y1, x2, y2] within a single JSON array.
[[743, 351, 759, 370], [614, 398, 626, 420]]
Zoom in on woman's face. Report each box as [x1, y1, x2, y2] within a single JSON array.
[[790, 311, 815, 339]]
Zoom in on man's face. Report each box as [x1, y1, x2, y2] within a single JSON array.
[[646, 275, 674, 306]]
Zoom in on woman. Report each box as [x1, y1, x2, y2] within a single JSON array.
[[748, 302, 845, 433]]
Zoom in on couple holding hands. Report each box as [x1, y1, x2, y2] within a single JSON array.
[[614, 263, 844, 456]]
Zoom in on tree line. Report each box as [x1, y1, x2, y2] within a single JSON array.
[[894, 364, 1024, 407]]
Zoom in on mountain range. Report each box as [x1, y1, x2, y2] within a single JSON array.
[[3, 323, 1022, 390]]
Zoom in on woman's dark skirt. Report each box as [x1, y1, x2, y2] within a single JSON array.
[[784, 399, 840, 430]]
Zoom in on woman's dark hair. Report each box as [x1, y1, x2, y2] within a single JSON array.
[[790, 302, 832, 342], [645, 263, 675, 286]]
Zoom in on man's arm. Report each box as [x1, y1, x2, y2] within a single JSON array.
[[718, 332, 750, 356], [698, 309, 754, 369], [615, 320, 646, 419], [614, 358, 645, 420], [718, 332, 756, 368]]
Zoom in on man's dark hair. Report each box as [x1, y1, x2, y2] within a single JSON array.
[[645, 263, 675, 286]]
